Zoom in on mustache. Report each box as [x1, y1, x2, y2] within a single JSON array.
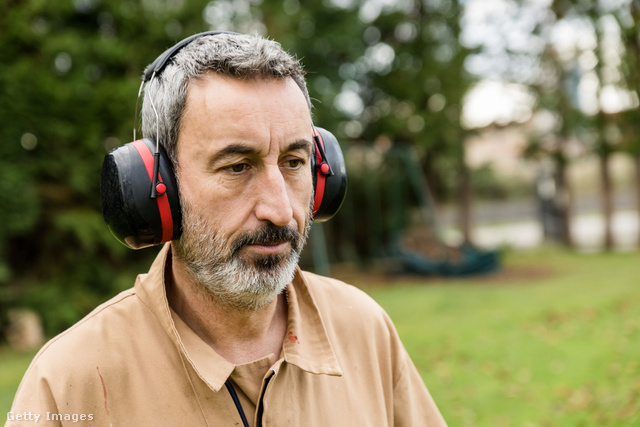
[[230, 223, 301, 257]]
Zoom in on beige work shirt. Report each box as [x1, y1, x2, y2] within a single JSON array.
[[7, 244, 446, 426]]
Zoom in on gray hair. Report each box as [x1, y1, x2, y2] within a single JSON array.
[[141, 33, 311, 165]]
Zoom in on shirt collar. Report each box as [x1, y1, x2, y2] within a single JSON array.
[[135, 244, 342, 393], [282, 269, 342, 377]]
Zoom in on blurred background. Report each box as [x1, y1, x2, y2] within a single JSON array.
[[1, 0, 640, 425]]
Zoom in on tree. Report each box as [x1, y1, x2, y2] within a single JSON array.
[[0, 0, 214, 335], [614, 1, 640, 247], [362, 0, 475, 242]]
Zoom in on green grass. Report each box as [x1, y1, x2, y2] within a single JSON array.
[[0, 347, 37, 418], [363, 248, 640, 427], [2, 248, 639, 426]]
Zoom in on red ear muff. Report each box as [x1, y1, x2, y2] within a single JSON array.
[[312, 127, 347, 222], [101, 138, 182, 249]]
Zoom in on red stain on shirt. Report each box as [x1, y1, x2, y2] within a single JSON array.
[[96, 366, 110, 416], [288, 331, 299, 344]]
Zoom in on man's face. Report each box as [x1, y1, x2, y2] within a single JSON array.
[[172, 74, 314, 310]]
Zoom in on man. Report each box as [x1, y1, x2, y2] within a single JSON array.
[[7, 32, 446, 426]]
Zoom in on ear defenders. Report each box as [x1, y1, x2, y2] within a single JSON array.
[[100, 31, 347, 250]]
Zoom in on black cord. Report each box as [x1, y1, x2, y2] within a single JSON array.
[[224, 380, 250, 427], [255, 374, 273, 427]]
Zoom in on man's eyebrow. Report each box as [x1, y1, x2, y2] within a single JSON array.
[[208, 140, 313, 166], [208, 144, 257, 165], [286, 140, 313, 155]]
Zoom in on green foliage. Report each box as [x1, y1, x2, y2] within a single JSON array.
[[0, 0, 210, 335], [0, 163, 40, 239], [470, 163, 532, 200]]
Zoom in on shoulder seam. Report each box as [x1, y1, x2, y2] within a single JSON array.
[[28, 290, 138, 366]]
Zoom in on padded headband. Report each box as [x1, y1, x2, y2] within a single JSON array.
[[143, 31, 237, 81]]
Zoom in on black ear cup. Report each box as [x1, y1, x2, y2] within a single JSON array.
[[101, 138, 181, 249], [312, 127, 348, 222]]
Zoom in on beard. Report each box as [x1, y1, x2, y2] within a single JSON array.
[[172, 203, 311, 311]]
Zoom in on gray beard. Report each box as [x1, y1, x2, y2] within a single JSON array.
[[172, 204, 310, 311]]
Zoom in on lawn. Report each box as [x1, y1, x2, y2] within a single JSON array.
[[0, 347, 37, 420], [362, 247, 640, 426], [2, 247, 639, 426]]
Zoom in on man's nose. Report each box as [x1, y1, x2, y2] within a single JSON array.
[[253, 165, 294, 226]]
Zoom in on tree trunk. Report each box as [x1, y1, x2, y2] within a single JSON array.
[[635, 155, 640, 248], [458, 158, 472, 245], [599, 152, 614, 251], [554, 158, 573, 247]]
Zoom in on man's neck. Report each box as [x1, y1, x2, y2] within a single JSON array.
[[166, 254, 289, 365]]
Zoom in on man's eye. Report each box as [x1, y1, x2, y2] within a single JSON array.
[[284, 159, 304, 169], [226, 163, 249, 173]]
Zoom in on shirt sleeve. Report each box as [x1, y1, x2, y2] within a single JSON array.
[[392, 348, 448, 427], [6, 360, 62, 426]]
